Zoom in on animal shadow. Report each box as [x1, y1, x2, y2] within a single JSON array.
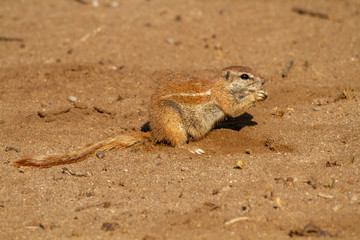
[[214, 112, 257, 131], [140, 112, 257, 133]]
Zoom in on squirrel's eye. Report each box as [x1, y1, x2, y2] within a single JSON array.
[[240, 74, 250, 80]]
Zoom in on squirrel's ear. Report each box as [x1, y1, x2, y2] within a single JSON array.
[[223, 70, 231, 81]]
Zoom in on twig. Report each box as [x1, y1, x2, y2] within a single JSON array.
[[80, 27, 102, 42], [93, 106, 113, 115], [74, 0, 88, 4], [61, 167, 88, 177], [281, 60, 294, 78], [0, 36, 23, 42], [75, 202, 105, 212], [224, 216, 249, 226], [289, 223, 333, 237], [75, 201, 122, 212], [318, 193, 334, 199], [292, 7, 330, 20]]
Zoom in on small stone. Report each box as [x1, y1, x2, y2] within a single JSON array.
[[271, 107, 294, 117], [212, 189, 219, 195], [159, 8, 169, 15], [219, 8, 228, 15], [111, 1, 119, 7], [5, 146, 20, 152], [143, 235, 156, 240], [92, 0, 99, 8], [286, 177, 294, 182], [165, 38, 174, 44], [316, 98, 330, 105], [221, 186, 231, 192], [245, 149, 252, 154], [46, 99, 55, 106], [112, 65, 124, 71], [96, 151, 105, 159], [117, 94, 124, 101], [181, 167, 189, 171], [234, 160, 243, 169], [101, 222, 120, 231], [350, 194, 359, 203], [275, 197, 284, 208], [347, 178, 355, 184], [175, 15, 182, 21], [67, 96, 78, 102], [313, 106, 321, 111], [44, 58, 56, 64], [332, 204, 342, 212]]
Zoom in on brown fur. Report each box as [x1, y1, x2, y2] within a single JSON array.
[[13, 133, 151, 168], [149, 66, 267, 146], [13, 66, 267, 168]]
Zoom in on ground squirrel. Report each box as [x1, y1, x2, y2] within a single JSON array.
[[13, 66, 268, 168]]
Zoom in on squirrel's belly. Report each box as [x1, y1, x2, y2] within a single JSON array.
[[182, 104, 225, 140]]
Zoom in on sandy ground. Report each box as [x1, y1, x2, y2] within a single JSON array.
[[1, 0, 360, 239]]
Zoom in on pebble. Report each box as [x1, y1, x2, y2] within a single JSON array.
[[181, 167, 189, 171], [221, 186, 231, 192], [101, 222, 119, 232], [286, 177, 294, 182], [96, 151, 105, 159], [67, 95, 78, 102], [111, 1, 119, 7], [350, 194, 359, 203], [234, 160, 243, 169], [40, 99, 55, 107], [245, 149, 252, 154], [165, 38, 174, 44], [5, 146, 20, 152], [313, 106, 321, 111], [92, 0, 99, 8], [175, 15, 182, 21], [212, 189, 219, 195], [332, 204, 342, 212]]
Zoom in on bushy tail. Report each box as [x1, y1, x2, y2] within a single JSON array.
[[13, 132, 151, 168]]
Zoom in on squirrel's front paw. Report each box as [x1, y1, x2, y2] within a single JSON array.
[[255, 90, 268, 101]]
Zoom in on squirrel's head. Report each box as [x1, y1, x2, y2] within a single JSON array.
[[220, 66, 265, 93]]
